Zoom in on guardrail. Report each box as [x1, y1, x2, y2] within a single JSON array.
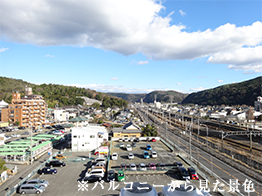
[[5, 152, 59, 196]]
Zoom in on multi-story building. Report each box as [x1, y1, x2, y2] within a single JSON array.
[[1, 86, 48, 128]]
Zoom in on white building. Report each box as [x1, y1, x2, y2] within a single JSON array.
[[71, 125, 108, 152], [53, 109, 69, 122]]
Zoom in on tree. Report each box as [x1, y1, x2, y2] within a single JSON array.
[[92, 102, 100, 109], [14, 121, 20, 126], [0, 158, 7, 173], [142, 124, 158, 137]]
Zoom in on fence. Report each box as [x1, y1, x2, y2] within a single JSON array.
[[5, 152, 58, 196]]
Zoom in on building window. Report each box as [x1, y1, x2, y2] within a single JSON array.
[[85, 142, 90, 144], [82, 135, 84, 137], [82, 144, 84, 146], [73, 144, 77, 147], [73, 135, 77, 138], [90, 135, 95, 138]]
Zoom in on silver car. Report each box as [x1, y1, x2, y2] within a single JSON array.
[[128, 153, 134, 159], [19, 184, 45, 194], [26, 179, 49, 187]]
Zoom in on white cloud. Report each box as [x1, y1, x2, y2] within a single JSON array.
[[0, 48, 9, 52], [177, 83, 181, 85], [1, 0, 262, 72], [179, 10, 186, 16], [45, 54, 54, 57], [110, 78, 118, 81], [137, 60, 149, 65], [190, 87, 206, 92], [218, 80, 224, 83], [207, 46, 262, 73]]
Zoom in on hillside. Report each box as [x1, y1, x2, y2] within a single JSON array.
[[182, 76, 262, 106], [0, 77, 128, 108], [108, 90, 188, 103]]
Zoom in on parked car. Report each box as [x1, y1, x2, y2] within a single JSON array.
[[86, 169, 105, 178], [38, 167, 57, 175], [46, 160, 66, 167], [129, 138, 134, 142], [22, 132, 30, 135], [95, 162, 105, 167], [55, 154, 67, 160], [139, 163, 147, 171], [177, 167, 190, 180], [52, 130, 63, 135], [119, 138, 123, 142], [126, 144, 132, 151], [173, 161, 183, 167], [134, 138, 140, 142], [26, 179, 49, 188], [117, 170, 125, 182], [18, 184, 45, 195], [130, 163, 137, 171], [89, 166, 105, 172], [143, 151, 150, 159], [120, 143, 125, 148], [121, 163, 127, 170], [149, 163, 156, 170], [146, 144, 152, 150], [124, 138, 129, 142], [11, 134, 20, 138], [157, 163, 166, 170], [187, 167, 199, 180], [131, 142, 136, 147], [95, 158, 106, 165], [111, 153, 118, 160], [128, 153, 134, 159], [107, 170, 115, 181], [151, 151, 157, 158], [18, 126, 26, 130], [82, 175, 103, 183], [151, 138, 156, 142]]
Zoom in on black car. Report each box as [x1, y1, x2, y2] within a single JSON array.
[[107, 170, 115, 181], [121, 163, 127, 170], [131, 142, 136, 147], [38, 167, 57, 175], [46, 160, 66, 167], [134, 138, 140, 142], [18, 126, 26, 130], [157, 163, 166, 170], [177, 167, 190, 180], [82, 175, 103, 183], [173, 161, 183, 167]]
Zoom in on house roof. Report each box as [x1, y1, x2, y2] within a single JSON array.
[[123, 121, 140, 130], [68, 116, 88, 122]]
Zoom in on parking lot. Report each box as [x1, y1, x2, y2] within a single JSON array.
[[109, 139, 189, 173]]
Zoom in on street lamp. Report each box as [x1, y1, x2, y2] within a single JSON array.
[[200, 124, 208, 151]]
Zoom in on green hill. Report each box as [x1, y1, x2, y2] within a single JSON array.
[[182, 76, 262, 106], [108, 90, 188, 103], [0, 77, 128, 108]]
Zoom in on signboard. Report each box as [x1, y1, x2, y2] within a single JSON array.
[[98, 146, 108, 155]]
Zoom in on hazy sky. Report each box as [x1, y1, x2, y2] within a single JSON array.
[[0, 0, 261, 94]]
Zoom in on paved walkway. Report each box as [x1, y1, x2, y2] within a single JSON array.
[[0, 142, 67, 195]]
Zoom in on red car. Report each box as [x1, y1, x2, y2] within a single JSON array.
[[187, 167, 199, 180], [58, 129, 65, 134], [151, 138, 156, 142]]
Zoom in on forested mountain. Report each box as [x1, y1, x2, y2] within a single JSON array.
[[108, 90, 188, 103], [0, 77, 128, 108], [182, 76, 262, 106]]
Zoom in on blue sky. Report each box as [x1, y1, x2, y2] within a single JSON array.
[[0, 0, 261, 94]]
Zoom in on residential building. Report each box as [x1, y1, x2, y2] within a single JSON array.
[[71, 125, 108, 152], [53, 109, 69, 122], [1, 86, 48, 128], [112, 121, 142, 138], [255, 96, 262, 111]]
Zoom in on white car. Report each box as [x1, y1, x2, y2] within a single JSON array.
[[124, 138, 129, 142], [11, 134, 20, 138], [95, 158, 106, 165], [139, 163, 147, 171], [128, 153, 134, 159], [129, 138, 134, 142], [112, 153, 118, 160], [120, 143, 125, 148], [130, 163, 137, 171], [151, 151, 157, 158], [119, 138, 123, 142], [86, 169, 105, 178], [126, 144, 132, 151]]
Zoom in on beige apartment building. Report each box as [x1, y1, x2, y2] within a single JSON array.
[[1, 86, 48, 128]]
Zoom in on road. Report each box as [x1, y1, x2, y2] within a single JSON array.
[[138, 107, 262, 196]]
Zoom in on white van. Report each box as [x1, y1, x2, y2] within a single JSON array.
[[86, 168, 105, 177]]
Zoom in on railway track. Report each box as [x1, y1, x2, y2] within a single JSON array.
[[148, 110, 262, 156]]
